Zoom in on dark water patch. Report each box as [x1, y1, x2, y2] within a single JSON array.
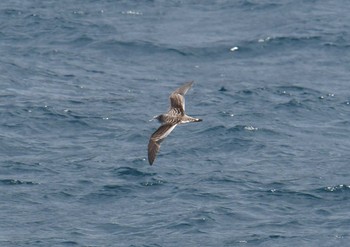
[[165, 208, 216, 230], [315, 208, 332, 217], [28, 105, 72, 120], [2, 104, 95, 132], [0, 8, 23, 17], [0, 92, 17, 100], [94, 222, 133, 234], [272, 86, 325, 107], [77, 179, 94, 186], [113, 166, 155, 177], [166, 220, 200, 232], [219, 86, 227, 92], [1, 161, 46, 174], [96, 184, 133, 197], [263, 188, 322, 202], [92, 39, 187, 56], [333, 120, 350, 127], [323, 41, 350, 49], [70, 34, 94, 47], [273, 87, 348, 121], [239, 1, 283, 10], [275, 98, 306, 109], [275, 97, 323, 112], [92, 39, 235, 60], [176, 186, 227, 202], [101, 182, 130, 192], [41, 189, 79, 204], [232, 87, 273, 104], [236, 87, 267, 96], [58, 241, 79, 246], [275, 85, 322, 95], [214, 85, 335, 119], [0, 179, 38, 186], [231, 233, 302, 246], [67, 99, 84, 105], [264, 185, 350, 204], [56, 191, 76, 199], [90, 172, 166, 199]]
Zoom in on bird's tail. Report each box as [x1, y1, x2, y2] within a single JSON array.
[[191, 117, 202, 122], [182, 115, 203, 123]]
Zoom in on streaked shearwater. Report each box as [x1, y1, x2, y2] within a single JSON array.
[[148, 81, 202, 165]]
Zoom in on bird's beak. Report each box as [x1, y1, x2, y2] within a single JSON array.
[[149, 115, 157, 122]]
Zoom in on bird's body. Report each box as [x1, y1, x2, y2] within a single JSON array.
[[148, 81, 202, 165]]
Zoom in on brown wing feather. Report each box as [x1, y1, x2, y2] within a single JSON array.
[[148, 140, 160, 165], [148, 124, 177, 165], [169, 94, 185, 114], [169, 81, 194, 114], [172, 81, 194, 95]]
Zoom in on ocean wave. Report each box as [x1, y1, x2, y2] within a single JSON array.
[[266, 188, 322, 200], [0, 179, 38, 185], [265, 185, 350, 203], [234, 34, 327, 59], [91, 39, 188, 56], [112, 166, 155, 177], [91, 38, 238, 60], [323, 184, 350, 193]]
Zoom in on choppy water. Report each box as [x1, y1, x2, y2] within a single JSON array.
[[1, 0, 350, 246]]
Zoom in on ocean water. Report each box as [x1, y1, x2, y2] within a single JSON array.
[[1, 0, 350, 246]]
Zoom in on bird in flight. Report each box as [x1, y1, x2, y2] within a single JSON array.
[[148, 81, 202, 165]]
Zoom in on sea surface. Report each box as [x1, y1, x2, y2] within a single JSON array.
[[1, 0, 350, 246]]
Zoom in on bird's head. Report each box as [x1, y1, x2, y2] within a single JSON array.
[[154, 115, 164, 123]]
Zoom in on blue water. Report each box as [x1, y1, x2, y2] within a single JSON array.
[[1, 0, 350, 246]]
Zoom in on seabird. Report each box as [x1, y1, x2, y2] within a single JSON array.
[[148, 81, 202, 165]]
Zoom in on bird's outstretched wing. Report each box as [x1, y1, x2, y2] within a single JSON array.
[[148, 123, 177, 165], [169, 81, 193, 114]]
